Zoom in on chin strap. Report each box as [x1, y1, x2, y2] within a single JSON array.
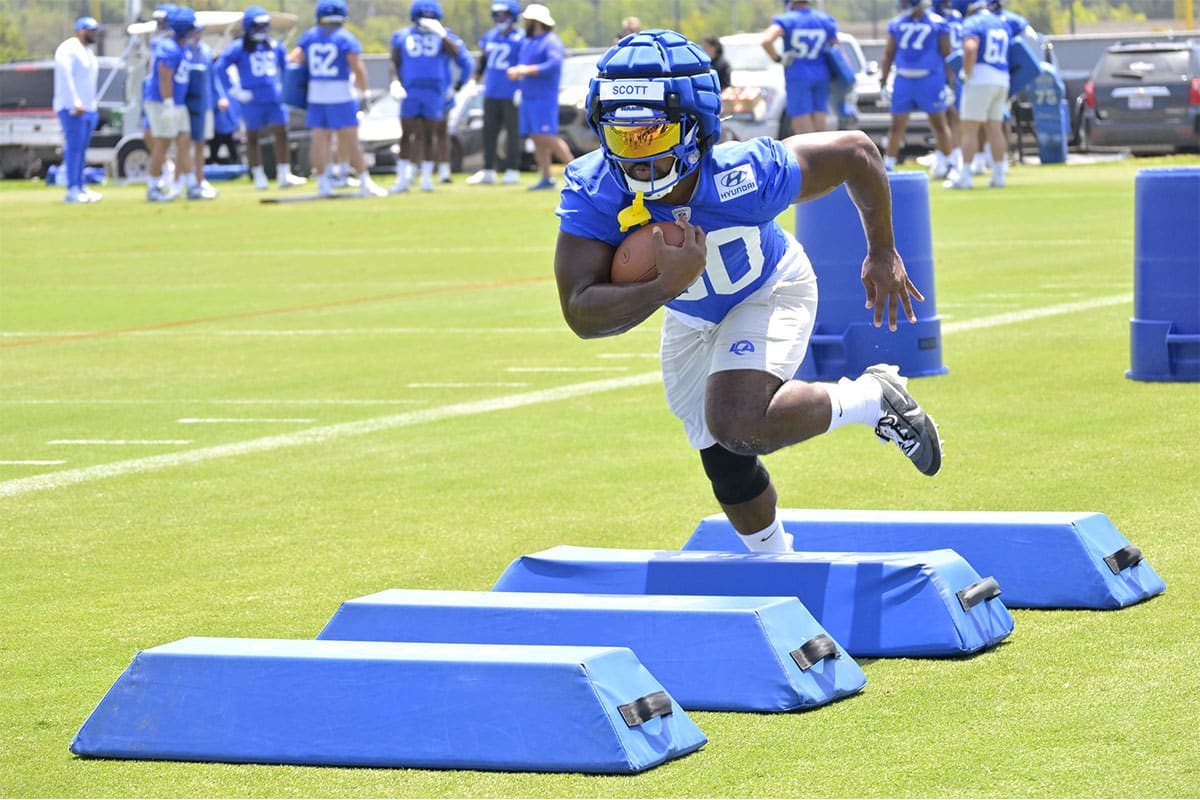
[[617, 192, 651, 233]]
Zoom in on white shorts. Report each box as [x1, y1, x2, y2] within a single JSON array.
[[660, 245, 819, 450], [145, 101, 189, 139], [960, 82, 1008, 122]]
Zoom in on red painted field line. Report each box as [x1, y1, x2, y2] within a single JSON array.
[[2, 274, 553, 349]]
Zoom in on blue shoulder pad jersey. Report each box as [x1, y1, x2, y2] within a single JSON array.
[[962, 12, 1010, 71], [888, 11, 948, 72], [217, 39, 286, 103], [557, 139, 803, 325], [393, 25, 450, 91], [148, 36, 186, 102], [183, 41, 213, 112], [297, 25, 360, 83], [998, 9, 1030, 38], [942, 9, 964, 53], [479, 25, 523, 100], [774, 8, 839, 78]]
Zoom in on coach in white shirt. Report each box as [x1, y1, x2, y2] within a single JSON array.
[[53, 16, 102, 203]]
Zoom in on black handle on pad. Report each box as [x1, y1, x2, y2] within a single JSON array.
[[957, 576, 1002, 612], [790, 634, 839, 671], [1104, 545, 1143, 575], [618, 691, 673, 728]]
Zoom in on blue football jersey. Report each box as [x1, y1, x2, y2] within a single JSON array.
[[297, 25, 361, 84], [217, 38, 287, 103], [478, 25, 523, 100], [997, 9, 1030, 38], [888, 11, 948, 73], [148, 36, 185, 103], [557, 139, 804, 324], [942, 9, 964, 53], [393, 25, 451, 91], [962, 12, 1010, 71], [773, 8, 839, 78]]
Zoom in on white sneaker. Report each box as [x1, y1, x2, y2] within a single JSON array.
[[252, 171, 269, 190], [64, 188, 88, 203], [317, 175, 335, 197], [419, 175, 434, 192], [501, 169, 520, 185], [943, 169, 973, 190], [988, 173, 1006, 188], [389, 177, 410, 194], [929, 160, 951, 179], [279, 173, 307, 189], [199, 180, 219, 199], [146, 184, 174, 202], [467, 169, 496, 185], [969, 157, 987, 176], [82, 187, 103, 202], [359, 176, 388, 197]]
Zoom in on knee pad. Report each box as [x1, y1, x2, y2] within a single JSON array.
[[699, 444, 770, 506]]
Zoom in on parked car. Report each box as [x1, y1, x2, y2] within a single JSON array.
[[358, 83, 496, 175], [717, 32, 868, 143], [1079, 39, 1200, 154]]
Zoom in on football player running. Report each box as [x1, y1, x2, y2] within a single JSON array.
[[761, 0, 842, 134], [390, 0, 463, 193], [289, 0, 386, 197], [217, 5, 306, 190], [553, 31, 942, 553]]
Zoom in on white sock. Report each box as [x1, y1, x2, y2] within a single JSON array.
[[277, 164, 291, 181], [396, 160, 411, 180], [883, 155, 896, 171], [338, 161, 350, 177], [251, 165, 267, 180], [357, 169, 372, 182], [421, 160, 434, 178], [935, 150, 948, 170], [739, 518, 792, 553], [822, 375, 883, 433], [438, 162, 451, 180], [951, 147, 963, 171], [992, 159, 1007, 180]]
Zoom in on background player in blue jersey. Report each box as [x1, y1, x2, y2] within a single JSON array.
[[144, 6, 197, 202], [936, 0, 966, 175], [289, 0, 386, 197], [878, 0, 956, 177], [218, 6, 305, 190], [182, 28, 224, 199], [390, 0, 462, 193], [945, 0, 1009, 189], [761, 0, 842, 134], [467, 0, 523, 186], [507, 3, 574, 190], [432, 28, 474, 184], [553, 30, 942, 553]]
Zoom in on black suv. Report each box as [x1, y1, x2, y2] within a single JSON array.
[[1080, 40, 1200, 153]]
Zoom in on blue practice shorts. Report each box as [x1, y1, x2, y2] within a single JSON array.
[[306, 99, 358, 130], [188, 110, 214, 143], [519, 95, 557, 136], [400, 87, 446, 121], [891, 72, 949, 115], [242, 101, 288, 131], [785, 72, 830, 117]]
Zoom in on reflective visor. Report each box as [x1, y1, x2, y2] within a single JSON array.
[[602, 121, 682, 160]]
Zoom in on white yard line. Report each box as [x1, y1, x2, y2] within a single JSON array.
[[0, 294, 1135, 499], [0, 460, 66, 466], [177, 418, 316, 424], [49, 440, 193, 445]]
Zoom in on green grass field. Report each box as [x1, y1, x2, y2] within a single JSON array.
[[2, 154, 1198, 798]]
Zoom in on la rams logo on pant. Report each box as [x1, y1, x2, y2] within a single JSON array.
[[729, 340, 755, 355]]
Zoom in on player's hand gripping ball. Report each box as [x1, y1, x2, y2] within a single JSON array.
[[609, 223, 686, 284]]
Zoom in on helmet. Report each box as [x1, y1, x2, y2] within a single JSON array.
[[152, 3, 177, 30], [988, 0, 1003, 9], [966, 0, 989, 13], [167, 5, 197, 36], [586, 30, 722, 200], [243, 5, 271, 39], [490, 0, 519, 23], [315, 0, 347, 24], [897, 0, 931, 10], [410, 0, 443, 22]]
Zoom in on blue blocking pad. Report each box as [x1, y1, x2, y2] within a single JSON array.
[[70, 637, 706, 774], [492, 547, 1012, 658], [317, 590, 866, 713], [682, 510, 1166, 610]]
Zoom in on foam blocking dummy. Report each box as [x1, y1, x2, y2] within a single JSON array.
[[492, 547, 1013, 658], [70, 637, 706, 774], [682, 509, 1165, 609], [317, 589, 866, 712]]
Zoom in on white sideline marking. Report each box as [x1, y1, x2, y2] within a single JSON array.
[[0, 374, 662, 498], [1, 460, 66, 466], [506, 366, 629, 373], [0, 399, 426, 406], [49, 439, 193, 445], [407, 382, 530, 388], [0, 294, 1137, 499], [941, 294, 1131, 334], [177, 418, 315, 424]]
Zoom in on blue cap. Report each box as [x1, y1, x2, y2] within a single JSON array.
[[75, 16, 100, 31]]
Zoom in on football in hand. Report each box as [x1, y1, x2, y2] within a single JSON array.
[[610, 222, 686, 284]]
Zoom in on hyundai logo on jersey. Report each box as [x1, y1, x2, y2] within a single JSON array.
[[714, 164, 757, 201], [729, 340, 756, 355]]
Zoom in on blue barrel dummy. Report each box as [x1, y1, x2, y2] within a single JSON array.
[[793, 170, 947, 381], [1029, 63, 1069, 164], [1127, 166, 1200, 382], [282, 62, 308, 110]]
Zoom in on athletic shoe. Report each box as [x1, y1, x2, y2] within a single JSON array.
[[360, 176, 388, 197], [969, 157, 988, 176], [943, 169, 972, 190], [929, 160, 951, 179], [82, 187, 103, 202], [146, 185, 174, 202], [252, 171, 269, 190], [988, 173, 1006, 189], [279, 172, 307, 189], [64, 188, 87, 203], [419, 175, 434, 192], [440, 173, 452, 184], [865, 363, 942, 476], [528, 176, 556, 191], [466, 169, 496, 185], [389, 177, 410, 194], [317, 175, 336, 198], [500, 169, 520, 185]]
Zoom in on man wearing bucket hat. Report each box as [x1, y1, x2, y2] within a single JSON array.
[[506, 3, 573, 190], [53, 16, 102, 203]]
